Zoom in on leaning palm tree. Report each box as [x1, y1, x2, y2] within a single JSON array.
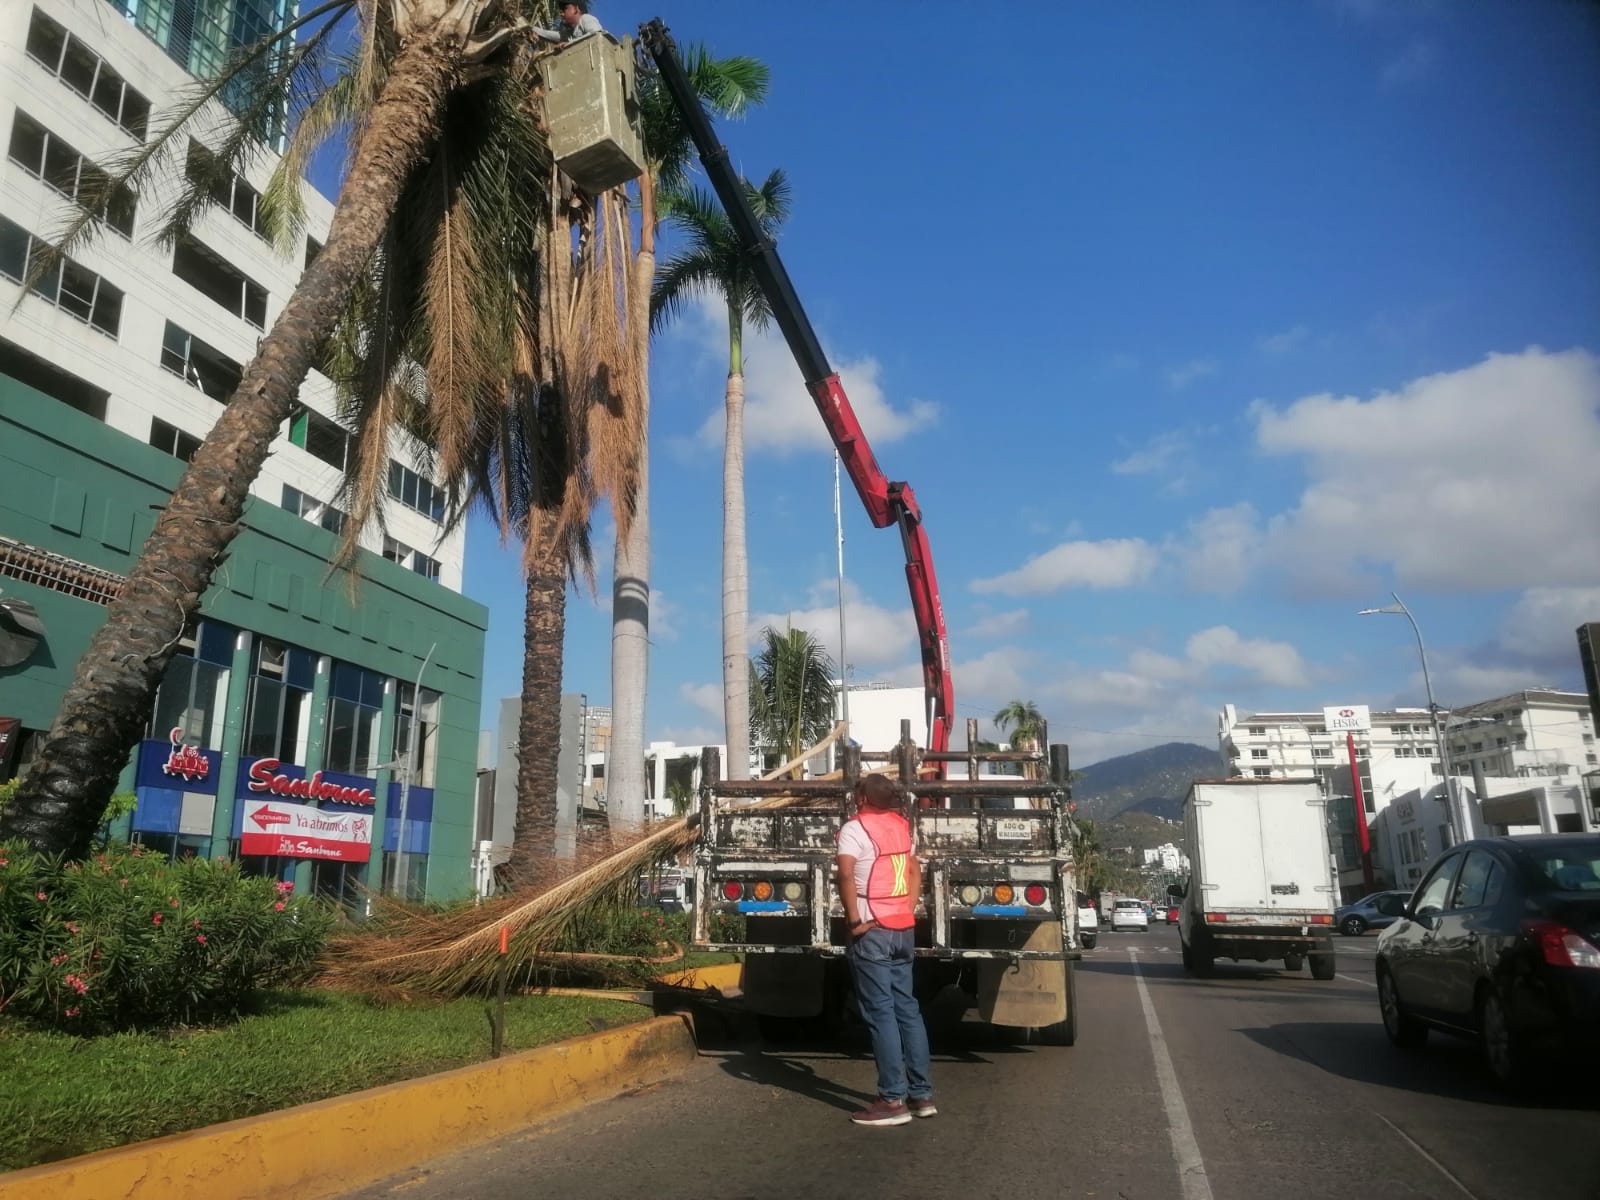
[[994, 699, 1048, 783], [0, 0, 631, 859], [606, 47, 770, 828], [749, 625, 837, 777], [650, 170, 792, 782]]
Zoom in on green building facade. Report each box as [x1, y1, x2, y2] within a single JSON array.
[[0, 380, 489, 902]]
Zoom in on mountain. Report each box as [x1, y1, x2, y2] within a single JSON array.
[[1071, 742, 1221, 821]]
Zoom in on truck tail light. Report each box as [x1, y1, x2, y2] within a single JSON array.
[[781, 881, 806, 902], [752, 880, 774, 901], [957, 884, 982, 906], [1524, 919, 1600, 969], [721, 880, 742, 901], [1205, 912, 1227, 923], [1309, 915, 1333, 925], [992, 884, 1014, 905], [1024, 884, 1046, 906]]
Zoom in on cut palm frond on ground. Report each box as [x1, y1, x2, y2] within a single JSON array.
[[322, 724, 850, 995]]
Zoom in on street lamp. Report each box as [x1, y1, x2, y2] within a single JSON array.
[[1358, 593, 1464, 842]]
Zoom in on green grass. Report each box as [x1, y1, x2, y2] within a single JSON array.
[[0, 990, 647, 1171]]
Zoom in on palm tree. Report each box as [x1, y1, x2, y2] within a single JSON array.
[[606, 48, 769, 829], [994, 699, 1048, 787], [749, 625, 837, 777], [650, 170, 792, 782], [0, 1, 630, 859]]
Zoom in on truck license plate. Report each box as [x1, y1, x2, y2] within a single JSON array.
[[994, 818, 1032, 841]]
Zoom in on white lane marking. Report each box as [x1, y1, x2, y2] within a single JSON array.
[[1336, 973, 1377, 988], [1130, 950, 1214, 1200], [1376, 1114, 1481, 1199]]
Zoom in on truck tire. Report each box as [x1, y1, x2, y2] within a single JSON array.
[[1309, 952, 1336, 981], [1081, 933, 1097, 950], [1283, 953, 1304, 972], [1184, 931, 1214, 977], [1180, 935, 1193, 971], [1036, 959, 1078, 1046]]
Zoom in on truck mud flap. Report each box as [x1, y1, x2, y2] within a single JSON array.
[[975, 920, 1067, 1029], [740, 954, 824, 1018]]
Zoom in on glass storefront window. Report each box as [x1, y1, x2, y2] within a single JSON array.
[[325, 661, 383, 775], [393, 683, 441, 787], [242, 638, 314, 761], [312, 860, 362, 910], [149, 619, 235, 747], [381, 852, 428, 903]]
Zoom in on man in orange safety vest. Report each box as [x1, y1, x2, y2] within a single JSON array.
[[836, 773, 934, 1127]]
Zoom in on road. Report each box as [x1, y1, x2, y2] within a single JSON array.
[[343, 926, 1599, 1200]]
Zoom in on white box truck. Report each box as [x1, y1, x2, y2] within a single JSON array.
[[1173, 780, 1339, 979]]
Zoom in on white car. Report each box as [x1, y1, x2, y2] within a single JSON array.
[[1111, 898, 1149, 932], [1076, 896, 1098, 949]]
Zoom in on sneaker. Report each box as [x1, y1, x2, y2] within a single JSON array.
[[850, 1099, 912, 1127], [907, 1097, 938, 1119]]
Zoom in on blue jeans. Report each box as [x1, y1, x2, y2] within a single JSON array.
[[847, 925, 932, 1103]]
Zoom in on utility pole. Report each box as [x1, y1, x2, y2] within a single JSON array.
[[834, 452, 850, 734]]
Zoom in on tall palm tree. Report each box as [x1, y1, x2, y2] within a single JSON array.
[[650, 170, 792, 782], [994, 699, 1048, 786], [749, 625, 837, 776], [0, 1, 631, 859], [606, 48, 769, 828]]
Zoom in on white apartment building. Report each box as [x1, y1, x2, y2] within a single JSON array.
[[1141, 842, 1186, 873], [0, 0, 464, 590], [1442, 688, 1596, 786]]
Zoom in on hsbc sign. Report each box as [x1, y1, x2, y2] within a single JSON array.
[[1323, 705, 1371, 733]]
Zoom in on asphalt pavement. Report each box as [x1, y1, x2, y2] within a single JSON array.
[[341, 925, 1600, 1200]]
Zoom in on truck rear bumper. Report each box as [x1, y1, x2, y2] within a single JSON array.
[[1204, 928, 1334, 960], [693, 942, 1078, 961]]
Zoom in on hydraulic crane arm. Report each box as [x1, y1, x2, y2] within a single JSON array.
[[638, 18, 954, 755]]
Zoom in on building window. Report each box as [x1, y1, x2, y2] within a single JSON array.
[[1247, 726, 1266, 736], [305, 237, 322, 267], [1252, 768, 1271, 778], [172, 234, 267, 328], [387, 461, 447, 521], [280, 485, 345, 535], [0, 216, 124, 337], [1312, 748, 1332, 759], [1250, 749, 1268, 760], [0, 335, 109, 421], [1470, 741, 1483, 753], [1495, 737, 1507, 748], [149, 417, 202, 463], [242, 638, 315, 763], [160, 322, 242, 402], [288, 407, 353, 470], [25, 9, 151, 139], [382, 536, 408, 564], [149, 620, 235, 747], [393, 684, 441, 788], [7, 112, 137, 237], [185, 141, 267, 240], [412, 553, 442, 581], [325, 662, 384, 776], [1395, 747, 1413, 757], [1417, 746, 1434, 757]]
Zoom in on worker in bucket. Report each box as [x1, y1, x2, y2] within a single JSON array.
[[533, 1, 601, 44], [836, 773, 935, 1127]]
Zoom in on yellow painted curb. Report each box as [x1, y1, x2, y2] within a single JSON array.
[[0, 1014, 696, 1200], [653, 961, 742, 991]]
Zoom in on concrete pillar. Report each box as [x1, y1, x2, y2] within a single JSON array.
[[209, 631, 254, 859]]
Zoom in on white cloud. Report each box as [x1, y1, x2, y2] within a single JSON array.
[[1183, 626, 1308, 689], [675, 296, 937, 455], [1166, 358, 1218, 390], [1497, 588, 1600, 662], [971, 538, 1158, 595], [1255, 348, 1600, 592], [1171, 503, 1263, 594], [748, 580, 916, 669], [650, 588, 681, 642], [1259, 325, 1309, 354], [1382, 41, 1436, 88], [965, 609, 1030, 639], [1110, 431, 1187, 476], [680, 682, 723, 720]]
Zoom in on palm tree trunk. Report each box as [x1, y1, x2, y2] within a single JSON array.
[[508, 536, 568, 886], [0, 36, 462, 858], [607, 170, 654, 828], [722, 308, 751, 781]]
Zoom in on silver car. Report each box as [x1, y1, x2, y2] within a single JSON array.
[[1334, 889, 1410, 936]]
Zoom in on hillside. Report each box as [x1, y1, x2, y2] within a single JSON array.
[[1071, 741, 1221, 821]]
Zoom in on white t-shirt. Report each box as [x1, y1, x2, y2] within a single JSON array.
[[837, 817, 882, 922]]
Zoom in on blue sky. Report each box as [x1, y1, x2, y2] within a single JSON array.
[[388, 1, 1598, 762]]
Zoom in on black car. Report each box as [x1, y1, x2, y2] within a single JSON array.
[[1375, 834, 1600, 1087], [1334, 889, 1411, 936]]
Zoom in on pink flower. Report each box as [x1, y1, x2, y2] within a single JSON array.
[[119, 878, 128, 886], [169, 898, 179, 907], [0, 858, 8, 866], [191, 919, 200, 928], [275, 881, 295, 894], [50, 954, 68, 966], [152, 913, 162, 926], [274, 902, 286, 912], [63, 1007, 80, 1018], [63, 974, 88, 995], [64, 922, 80, 933], [36, 892, 46, 901], [195, 934, 207, 945]]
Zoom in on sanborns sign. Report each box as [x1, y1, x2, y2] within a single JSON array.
[[162, 727, 211, 783], [240, 798, 373, 862], [246, 758, 375, 806], [1323, 704, 1372, 733]]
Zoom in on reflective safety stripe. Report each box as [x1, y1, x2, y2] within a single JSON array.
[[890, 853, 909, 897], [857, 809, 916, 930]]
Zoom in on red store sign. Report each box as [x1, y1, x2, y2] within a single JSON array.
[[162, 727, 211, 784], [246, 758, 376, 806], [241, 798, 373, 862]]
